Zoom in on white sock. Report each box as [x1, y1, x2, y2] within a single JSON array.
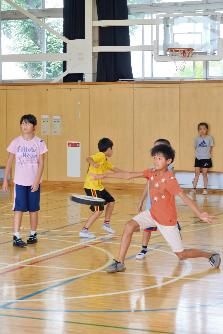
[[14, 232, 20, 239], [30, 230, 36, 236]]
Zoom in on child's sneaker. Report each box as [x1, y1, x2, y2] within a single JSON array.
[[209, 253, 221, 268], [27, 233, 38, 244], [13, 236, 27, 248], [106, 260, 126, 273], [102, 223, 115, 234], [136, 249, 148, 260], [79, 229, 95, 239], [202, 189, 208, 195]]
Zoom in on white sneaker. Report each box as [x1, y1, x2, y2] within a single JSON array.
[[102, 224, 115, 234], [135, 250, 147, 260], [202, 189, 208, 195], [79, 230, 95, 239]]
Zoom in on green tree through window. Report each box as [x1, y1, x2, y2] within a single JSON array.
[[1, 0, 63, 79]]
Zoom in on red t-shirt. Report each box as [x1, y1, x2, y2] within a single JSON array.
[[143, 169, 183, 226]]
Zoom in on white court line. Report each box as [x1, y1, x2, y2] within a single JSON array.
[[0, 259, 192, 303], [40, 238, 78, 244], [0, 235, 113, 272], [182, 222, 223, 233], [0, 244, 113, 294]]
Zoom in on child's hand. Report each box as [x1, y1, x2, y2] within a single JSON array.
[[92, 162, 100, 168], [31, 182, 39, 192], [199, 212, 215, 224], [90, 173, 104, 180], [2, 180, 8, 192]]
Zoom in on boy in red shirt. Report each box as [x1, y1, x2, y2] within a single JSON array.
[[93, 144, 221, 272]]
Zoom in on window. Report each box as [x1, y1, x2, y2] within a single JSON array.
[[0, 0, 63, 81], [128, 2, 223, 80]]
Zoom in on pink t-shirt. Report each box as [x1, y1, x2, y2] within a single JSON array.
[[7, 136, 48, 186]]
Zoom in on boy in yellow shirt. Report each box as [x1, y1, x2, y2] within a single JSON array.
[[80, 138, 122, 238]]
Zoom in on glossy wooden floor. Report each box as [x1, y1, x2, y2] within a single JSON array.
[[0, 184, 223, 334]]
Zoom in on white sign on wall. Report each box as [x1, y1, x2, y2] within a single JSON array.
[[41, 115, 50, 136], [52, 115, 62, 135], [67, 141, 81, 177]]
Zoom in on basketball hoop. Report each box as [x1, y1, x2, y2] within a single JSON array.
[[167, 47, 194, 72]]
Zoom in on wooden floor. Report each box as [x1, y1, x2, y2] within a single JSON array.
[[0, 184, 223, 334]]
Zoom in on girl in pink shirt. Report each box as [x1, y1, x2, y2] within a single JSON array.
[[2, 114, 48, 247]]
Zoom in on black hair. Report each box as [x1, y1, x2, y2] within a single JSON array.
[[154, 138, 171, 146], [151, 144, 175, 163], [198, 122, 208, 130], [98, 138, 113, 152], [20, 114, 37, 126]]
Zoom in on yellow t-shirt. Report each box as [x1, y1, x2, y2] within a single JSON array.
[[84, 152, 113, 190]]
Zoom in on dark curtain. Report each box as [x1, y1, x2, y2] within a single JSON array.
[[96, 0, 133, 82], [63, 0, 85, 82]]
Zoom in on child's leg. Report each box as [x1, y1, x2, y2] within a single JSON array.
[[193, 167, 200, 189], [142, 230, 151, 246], [13, 211, 27, 247], [29, 211, 38, 232], [26, 211, 39, 244], [83, 210, 102, 229], [176, 248, 221, 268], [176, 248, 212, 260], [104, 201, 115, 222], [136, 230, 152, 259], [117, 220, 140, 263], [158, 223, 221, 268], [13, 211, 23, 234], [101, 190, 115, 233], [80, 210, 102, 238], [202, 168, 208, 190]]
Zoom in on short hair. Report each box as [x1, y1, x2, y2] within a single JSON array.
[[151, 144, 175, 163], [154, 138, 171, 146], [20, 114, 37, 126], [98, 138, 113, 152], [198, 122, 208, 130]]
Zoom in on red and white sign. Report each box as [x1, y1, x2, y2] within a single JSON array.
[[67, 141, 81, 177]]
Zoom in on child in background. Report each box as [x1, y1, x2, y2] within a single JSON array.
[[80, 137, 123, 238], [193, 122, 214, 195], [136, 139, 181, 260], [2, 114, 48, 247]]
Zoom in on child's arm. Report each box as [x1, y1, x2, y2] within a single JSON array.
[[111, 167, 125, 173], [86, 156, 100, 168], [138, 184, 148, 212], [178, 192, 214, 223], [2, 153, 14, 192], [31, 154, 45, 192], [92, 171, 144, 180]]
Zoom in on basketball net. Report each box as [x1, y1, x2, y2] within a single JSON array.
[[167, 48, 194, 72]]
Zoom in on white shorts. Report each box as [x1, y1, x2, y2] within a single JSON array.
[[133, 210, 184, 253]]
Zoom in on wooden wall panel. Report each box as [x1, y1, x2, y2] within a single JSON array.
[[0, 89, 7, 166], [6, 87, 48, 179], [2, 82, 223, 182], [47, 87, 90, 181], [133, 86, 180, 183], [89, 85, 134, 183], [180, 83, 223, 172]]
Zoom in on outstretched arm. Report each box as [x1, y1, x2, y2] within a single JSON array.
[[92, 171, 145, 180], [178, 191, 214, 223]]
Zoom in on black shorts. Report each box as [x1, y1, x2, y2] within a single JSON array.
[[194, 158, 212, 169], [84, 188, 115, 212]]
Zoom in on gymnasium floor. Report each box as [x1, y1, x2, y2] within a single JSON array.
[[0, 184, 223, 334]]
